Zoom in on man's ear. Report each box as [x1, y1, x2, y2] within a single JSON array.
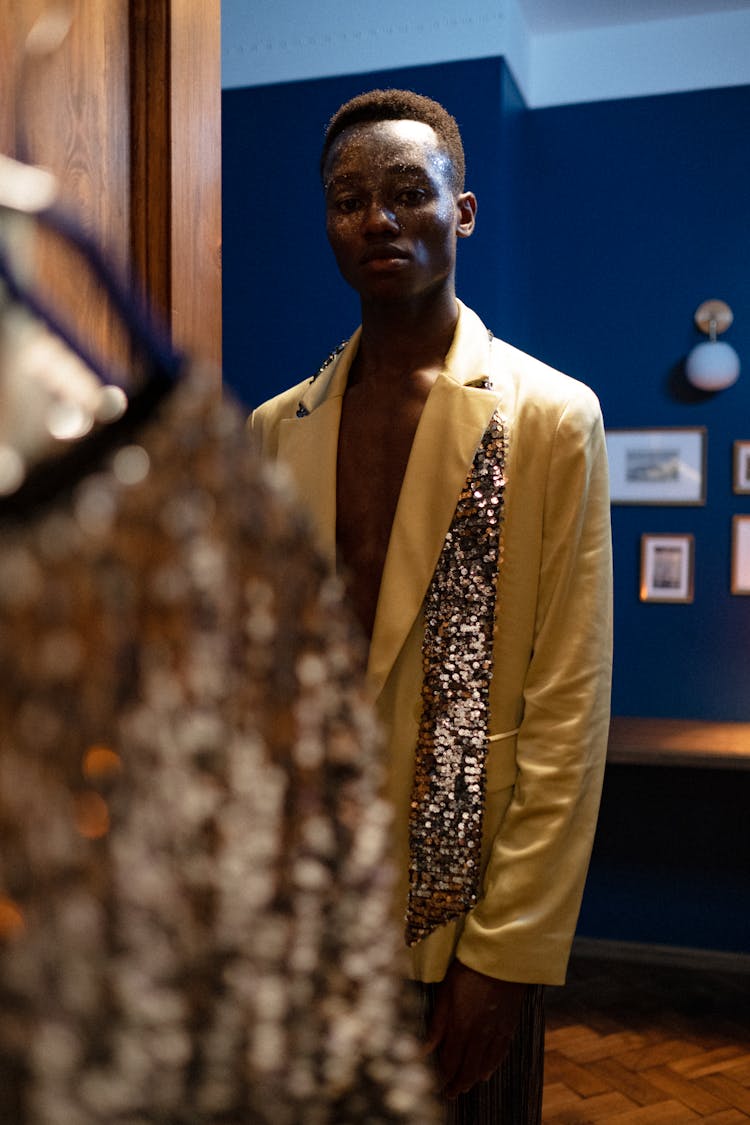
[[456, 191, 477, 239]]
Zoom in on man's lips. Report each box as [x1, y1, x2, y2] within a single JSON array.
[[360, 246, 409, 265]]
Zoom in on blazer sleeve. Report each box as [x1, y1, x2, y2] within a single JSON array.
[[456, 385, 613, 986]]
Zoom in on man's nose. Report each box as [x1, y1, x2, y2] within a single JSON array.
[[362, 199, 399, 232]]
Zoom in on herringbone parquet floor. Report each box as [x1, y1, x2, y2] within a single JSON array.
[[543, 952, 750, 1123]]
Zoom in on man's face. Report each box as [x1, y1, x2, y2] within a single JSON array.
[[323, 119, 475, 304]]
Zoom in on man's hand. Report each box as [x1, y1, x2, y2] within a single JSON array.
[[423, 959, 528, 1099]]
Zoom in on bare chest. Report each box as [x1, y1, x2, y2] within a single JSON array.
[[336, 391, 425, 637]]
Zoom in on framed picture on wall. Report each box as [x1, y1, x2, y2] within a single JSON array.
[[733, 441, 750, 494], [606, 427, 706, 505], [731, 516, 750, 594], [640, 533, 694, 603]]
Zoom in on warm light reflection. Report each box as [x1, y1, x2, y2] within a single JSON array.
[[73, 791, 110, 839], [46, 398, 94, 441], [95, 384, 128, 423], [82, 745, 122, 780], [0, 895, 26, 940], [112, 445, 150, 485]]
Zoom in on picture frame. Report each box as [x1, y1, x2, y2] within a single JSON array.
[[730, 515, 750, 594], [606, 427, 706, 505], [732, 441, 750, 495], [640, 533, 694, 603]]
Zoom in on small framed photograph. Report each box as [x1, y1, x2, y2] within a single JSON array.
[[733, 441, 750, 494], [640, 533, 694, 603], [606, 427, 706, 505], [731, 516, 750, 594]]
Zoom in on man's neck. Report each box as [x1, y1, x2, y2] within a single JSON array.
[[353, 291, 459, 390]]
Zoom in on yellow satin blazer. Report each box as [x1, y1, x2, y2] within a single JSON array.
[[251, 301, 613, 986]]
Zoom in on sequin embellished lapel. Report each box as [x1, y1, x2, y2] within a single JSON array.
[[406, 409, 507, 946]]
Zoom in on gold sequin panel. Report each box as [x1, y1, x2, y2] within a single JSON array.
[[407, 410, 506, 946]]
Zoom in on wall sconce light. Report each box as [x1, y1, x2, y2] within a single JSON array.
[[685, 299, 740, 391]]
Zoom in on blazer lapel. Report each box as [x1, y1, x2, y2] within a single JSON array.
[[276, 332, 359, 567], [367, 372, 501, 699]]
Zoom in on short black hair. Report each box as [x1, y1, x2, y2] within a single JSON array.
[[320, 88, 466, 193]]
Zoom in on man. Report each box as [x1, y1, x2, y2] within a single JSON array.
[[251, 88, 613, 1122]]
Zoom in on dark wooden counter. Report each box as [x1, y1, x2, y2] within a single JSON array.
[[608, 716, 750, 770]]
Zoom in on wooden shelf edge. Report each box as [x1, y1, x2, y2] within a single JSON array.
[[608, 716, 750, 769]]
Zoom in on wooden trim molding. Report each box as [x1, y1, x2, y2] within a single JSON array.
[[608, 716, 750, 770], [572, 937, 750, 975], [129, 0, 222, 369], [129, 0, 172, 330], [169, 0, 222, 369]]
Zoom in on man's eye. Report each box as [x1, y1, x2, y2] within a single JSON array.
[[336, 197, 362, 213], [397, 188, 427, 206]]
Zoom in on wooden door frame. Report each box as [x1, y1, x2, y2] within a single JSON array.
[[1, 1, 221, 368], [130, 0, 222, 369]]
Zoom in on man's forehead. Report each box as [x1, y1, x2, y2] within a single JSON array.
[[341, 118, 437, 144], [325, 119, 450, 178]]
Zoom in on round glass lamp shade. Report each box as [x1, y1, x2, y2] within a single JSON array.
[[685, 340, 740, 391]]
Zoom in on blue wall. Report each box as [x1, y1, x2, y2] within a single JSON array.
[[523, 87, 750, 723], [580, 763, 749, 953], [518, 87, 750, 955], [223, 67, 750, 953]]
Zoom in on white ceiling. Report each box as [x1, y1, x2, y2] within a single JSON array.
[[222, 0, 750, 107], [519, 0, 750, 33]]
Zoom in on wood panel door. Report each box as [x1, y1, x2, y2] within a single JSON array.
[[0, 0, 222, 370]]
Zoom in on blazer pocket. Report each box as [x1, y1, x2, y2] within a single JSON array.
[[485, 728, 519, 792]]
